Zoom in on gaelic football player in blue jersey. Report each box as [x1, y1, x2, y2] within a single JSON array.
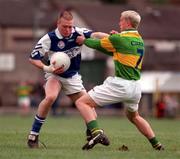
[[27, 10, 109, 148]]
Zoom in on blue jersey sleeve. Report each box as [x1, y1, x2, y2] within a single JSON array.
[[30, 34, 51, 60], [30, 51, 44, 60], [75, 27, 93, 38], [83, 30, 93, 38]]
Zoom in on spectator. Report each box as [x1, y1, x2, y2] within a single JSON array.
[[164, 94, 178, 118], [17, 81, 32, 116], [156, 95, 166, 118]]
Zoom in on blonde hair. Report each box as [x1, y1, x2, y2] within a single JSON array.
[[59, 10, 73, 20], [121, 10, 141, 29]]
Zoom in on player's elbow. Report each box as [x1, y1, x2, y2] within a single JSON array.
[[29, 58, 38, 66], [29, 58, 34, 64]]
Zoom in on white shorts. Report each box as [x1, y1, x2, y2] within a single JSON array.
[[18, 97, 30, 107], [88, 76, 141, 112], [45, 73, 85, 95]]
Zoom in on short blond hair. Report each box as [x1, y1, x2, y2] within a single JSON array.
[[59, 10, 73, 20], [121, 10, 141, 29]]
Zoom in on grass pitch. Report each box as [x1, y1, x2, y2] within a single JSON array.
[[0, 114, 180, 159]]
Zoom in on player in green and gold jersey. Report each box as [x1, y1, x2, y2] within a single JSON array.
[[76, 10, 164, 151]]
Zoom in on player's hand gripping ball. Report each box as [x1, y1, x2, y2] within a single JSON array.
[[50, 52, 71, 73]]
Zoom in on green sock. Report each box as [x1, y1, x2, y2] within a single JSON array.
[[87, 120, 99, 133], [149, 137, 160, 147]]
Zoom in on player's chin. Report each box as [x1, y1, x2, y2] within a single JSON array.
[[62, 33, 71, 37]]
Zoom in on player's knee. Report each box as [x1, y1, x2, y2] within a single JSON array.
[[75, 98, 82, 109], [45, 95, 57, 104], [127, 115, 133, 123], [126, 111, 139, 124], [131, 116, 139, 124]]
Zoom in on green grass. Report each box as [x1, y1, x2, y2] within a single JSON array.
[[0, 115, 180, 159]]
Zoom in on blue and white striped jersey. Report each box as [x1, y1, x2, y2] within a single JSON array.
[[30, 27, 93, 78]]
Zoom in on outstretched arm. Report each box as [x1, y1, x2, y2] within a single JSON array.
[[90, 32, 109, 39], [84, 38, 113, 56], [76, 35, 113, 56]]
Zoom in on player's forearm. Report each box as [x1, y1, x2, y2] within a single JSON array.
[[84, 38, 113, 56], [29, 58, 44, 70], [29, 58, 55, 73], [91, 32, 109, 39]]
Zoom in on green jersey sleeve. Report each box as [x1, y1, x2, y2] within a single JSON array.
[[84, 38, 113, 56]]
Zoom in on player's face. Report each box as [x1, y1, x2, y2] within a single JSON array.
[[119, 16, 126, 32], [119, 16, 130, 32], [57, 18, 73, 37]]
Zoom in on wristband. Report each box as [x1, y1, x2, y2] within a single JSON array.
[[43, 65, 53, 73]]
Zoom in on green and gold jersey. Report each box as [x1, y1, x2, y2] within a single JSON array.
[[17, 85, 32, 97], [85, 29, 144, 80]]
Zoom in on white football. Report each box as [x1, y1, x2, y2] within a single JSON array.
[[50, 52, 70, 72]]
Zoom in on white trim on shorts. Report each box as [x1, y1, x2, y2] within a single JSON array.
[[88, 76, 141, 112], [45, 73, 85, 95]]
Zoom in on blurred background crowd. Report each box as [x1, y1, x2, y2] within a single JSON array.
[[0, 0, 180, 118]]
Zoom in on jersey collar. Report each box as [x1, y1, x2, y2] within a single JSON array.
[[121, 29, 138, 34], [55, 28, 75, 39]]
